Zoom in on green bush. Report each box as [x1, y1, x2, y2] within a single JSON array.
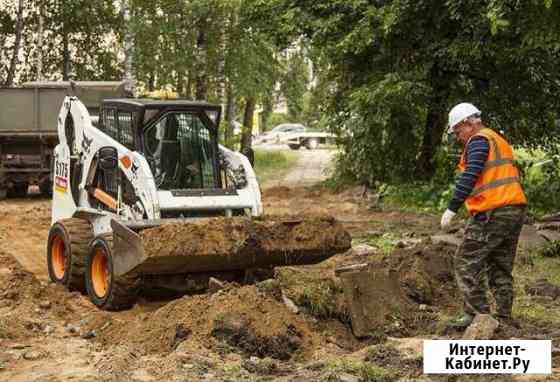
[[264, 112, 291, 132], [520, 160, 560, 216], [382, 182, 454, 213]]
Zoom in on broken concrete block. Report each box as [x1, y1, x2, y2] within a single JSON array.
[[349, 244, 376, 257], [462, 314, 499, 340], [208, 277, 226, 294], [281, 292, 299, 314], [430, 234, 462, 247]]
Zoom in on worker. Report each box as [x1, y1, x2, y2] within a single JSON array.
[[441, 102, 527, 330]]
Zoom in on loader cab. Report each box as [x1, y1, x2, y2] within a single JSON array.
[[97, 99, 223, 191]]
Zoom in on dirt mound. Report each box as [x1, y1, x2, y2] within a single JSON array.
[[336, 240, 460, 338], [383, 241, 458, 308], [212, 312, 302, 360], [137, 215, 351, 273], [97, 284, 319, 360], [0, 249, 98, 342], [262, 186, 292, 199]]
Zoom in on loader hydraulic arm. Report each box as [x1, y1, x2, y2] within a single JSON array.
[[88, 186, 118, 211]]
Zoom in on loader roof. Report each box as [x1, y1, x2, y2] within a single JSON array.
[[102, 98, 220, 110]]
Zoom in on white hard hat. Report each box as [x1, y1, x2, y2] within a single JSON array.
[[447, 102, 481, 133]]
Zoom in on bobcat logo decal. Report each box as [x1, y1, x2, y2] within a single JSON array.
[[82, 132, 93, 154]]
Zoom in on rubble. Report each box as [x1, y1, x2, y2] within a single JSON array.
[[208, 277, 226, 294], [281, 293, 300, 314], [462, 314, 499, 340], [526, 278, 560, 299], [23, 349, 45, 361]]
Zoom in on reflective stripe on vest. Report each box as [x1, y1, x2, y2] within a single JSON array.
[[458, 128, 526, 214], [471, 176, 521, 196]]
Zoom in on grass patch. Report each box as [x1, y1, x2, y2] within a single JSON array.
[[512, 253, 560, 325], [253, 149, 298, 186], [381, 182, 453, 214], [276, 268, 349, 322], [322, 358, 396, 382], [362, 232, 399, 257]]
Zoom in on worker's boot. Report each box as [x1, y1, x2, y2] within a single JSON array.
[[495, 303, 520, 329], [445, 313, 474, 331]]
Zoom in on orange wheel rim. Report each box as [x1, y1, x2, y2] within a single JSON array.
[[92, 247, 110, 298], [51, 236, 66, 280]]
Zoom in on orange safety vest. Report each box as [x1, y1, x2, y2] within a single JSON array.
[[458, 128, 527, 214]]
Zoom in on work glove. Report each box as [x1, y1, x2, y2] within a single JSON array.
[[440, 209, 456, 230]]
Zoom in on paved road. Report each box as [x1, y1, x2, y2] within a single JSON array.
[[266, 148, 336, 188]]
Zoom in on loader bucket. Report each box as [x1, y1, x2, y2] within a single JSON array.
[[111, 215, 351, 278]]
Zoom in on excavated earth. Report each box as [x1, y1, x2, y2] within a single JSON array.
[[1, 187, 560, 380], [138, 214, 352, 273]]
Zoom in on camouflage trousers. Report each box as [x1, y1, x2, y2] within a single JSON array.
[[454, 205, 526, 318]]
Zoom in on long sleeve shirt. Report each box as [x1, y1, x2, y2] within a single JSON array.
[[447, 136, 490, 213]]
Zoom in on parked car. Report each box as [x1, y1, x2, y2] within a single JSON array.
[[253, 123, 306, 145]]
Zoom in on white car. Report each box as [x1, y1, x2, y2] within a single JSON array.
[[253, 123, 306, 145]]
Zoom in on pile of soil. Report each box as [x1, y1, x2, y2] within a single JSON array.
[[137, 215, 352, 273], [262, 186, 292, 200], [382, 241, 459, 309], [0, 249, 95, 342], [97, 285, 320, 361], [335, 240, 461, 338]]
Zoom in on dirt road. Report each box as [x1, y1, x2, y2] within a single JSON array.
[[266, 148, 336, 188]]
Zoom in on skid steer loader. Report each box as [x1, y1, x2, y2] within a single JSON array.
[[47, 96, 351, 310]]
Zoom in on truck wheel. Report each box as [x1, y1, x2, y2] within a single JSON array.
[[288, 144, 301, 150], [85, 235, 140, 310], [40, 180, 53, 197], [47, 218, 93, 291], [305, 138, 319, 150], [8, 183, 28, 198]]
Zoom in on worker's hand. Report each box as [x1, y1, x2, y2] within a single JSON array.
[[440, 209, 456, 230]]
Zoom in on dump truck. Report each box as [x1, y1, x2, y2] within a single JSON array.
[[47, 96, 351, 310], [0, 81, 129, 198]]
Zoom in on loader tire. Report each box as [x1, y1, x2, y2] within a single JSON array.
[[8, 182, 28, 198], [85, 235, 140, 311], [47, 218, 93, 292], [39, 179, 53, 197]]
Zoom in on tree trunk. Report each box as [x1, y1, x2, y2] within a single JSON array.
[[121, 0, 135, 94], [176, 71, 184, 96], [261, 95, 273, 133], [148, 71, 155, 91], [185, 72, 193, 99], [36, 4, 44, 81], [224, 83, 235, 142], [62, 31, 70, 80], [415, 64, 451, 179], [240, 97, 256, 165], [4, 0, 24, 86], [195, 27, 207, 100]]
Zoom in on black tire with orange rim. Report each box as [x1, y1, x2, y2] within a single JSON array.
[[47, 218, 93, 291], [85, 235, 140, 310]]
